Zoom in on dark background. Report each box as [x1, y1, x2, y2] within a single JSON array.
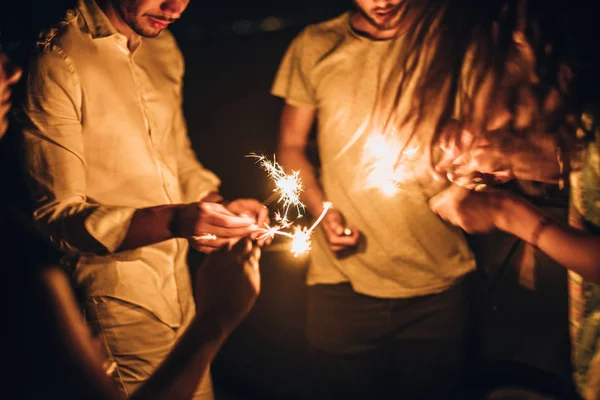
[[2, 1, 590, 399]]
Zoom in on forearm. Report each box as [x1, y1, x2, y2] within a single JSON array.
[[129, 314, 228, 400], [117, 205, 182, 252], [497, 195, 600, 284], [277, 146, 327, 215], [35, 267, 124, 399]]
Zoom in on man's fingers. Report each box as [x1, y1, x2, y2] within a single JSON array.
[[199, 224, 257, 239], [5, 66, 22, 86], [323, 217, 345, 236], [325, 226, 360, 248], [200, 202, 247, 219], [199, 202, 259, 235], [191, 244, 219, 254], [190, 236, 231, 251], [256, 206, 270, 227]]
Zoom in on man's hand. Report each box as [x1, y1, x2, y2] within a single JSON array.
[[224, 198, 271, 245], [320, 208, 360, 252], [429, 184, 506, 234], [173, 202, 258, 253], [194, 238, 261, 335], [0, 53, 22, 138]]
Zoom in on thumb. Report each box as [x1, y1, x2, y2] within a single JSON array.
[[328, 217, 344, 235]]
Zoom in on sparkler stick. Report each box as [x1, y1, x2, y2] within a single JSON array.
[[257, 202, 332, 257]]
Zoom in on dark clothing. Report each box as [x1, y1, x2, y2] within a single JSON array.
[[306, 280, 472, 399]]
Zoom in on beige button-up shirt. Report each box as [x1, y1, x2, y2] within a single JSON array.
[[21, 0, 220, 327]]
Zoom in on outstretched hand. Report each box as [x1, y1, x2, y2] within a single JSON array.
[[194, 238, 261, 334], [429, 184, 506, 234]]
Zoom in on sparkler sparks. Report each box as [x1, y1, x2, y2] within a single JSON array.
[[247, 153, 304, 223], [258, 202, 332, 257], [249, 153, 332, 257]]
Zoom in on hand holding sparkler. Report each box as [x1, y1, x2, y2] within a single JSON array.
[[174, 201, 258, 254], [224, 198, 271, 246], [318, 207, 360, 252], [257, 201, 334, 257]]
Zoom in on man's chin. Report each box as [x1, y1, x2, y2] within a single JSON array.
[[132, 24, 163, 38]]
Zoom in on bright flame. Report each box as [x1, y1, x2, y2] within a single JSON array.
[[257, 202, 332, 257], [361, 132, 419, 196], [290, 226, 312, 257]]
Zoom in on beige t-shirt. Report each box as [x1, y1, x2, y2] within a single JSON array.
[[271, 12, 475, 298]]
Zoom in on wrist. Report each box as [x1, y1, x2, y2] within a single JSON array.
[[494, 193, 546, 242], [492, 192, 520, 234], [169, 204, 188, 238], [192, 311, 235, 341]]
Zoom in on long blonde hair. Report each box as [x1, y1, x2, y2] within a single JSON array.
[[377, 0, 593, 170]]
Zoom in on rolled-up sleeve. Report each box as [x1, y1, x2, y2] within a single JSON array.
[[22, 46, 136, 255], [170, 47, 220, 203]]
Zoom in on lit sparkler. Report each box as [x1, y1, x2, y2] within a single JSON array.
[[247, 153, 304, 223], [248, 154, 331, 257], [258, 202, 332, 257]]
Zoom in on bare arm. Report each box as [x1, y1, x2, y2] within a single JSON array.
[[276, 103, 324, 215], [0, 53, 22, 138], [132, 239, 260, 399], [276, 103, 360, 250], [32, 267, 125, 399], [32, 239, 261, 400], [496, 194, 600, 284], [430, 186, 600, 284]]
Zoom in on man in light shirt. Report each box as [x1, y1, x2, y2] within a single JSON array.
[[20, 0, 266, 398]]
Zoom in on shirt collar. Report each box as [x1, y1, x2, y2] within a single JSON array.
[[78, 0, 117, 38], [78, 0, 142, 52]]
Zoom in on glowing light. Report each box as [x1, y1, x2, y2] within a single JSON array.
[[290, 226, 312, 257], [256, 202, 332, 257], [249, 154, 331, 257], [288, 201, 332, 257], [247, 153, 304, 223], [361, 131, 419, 196]]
